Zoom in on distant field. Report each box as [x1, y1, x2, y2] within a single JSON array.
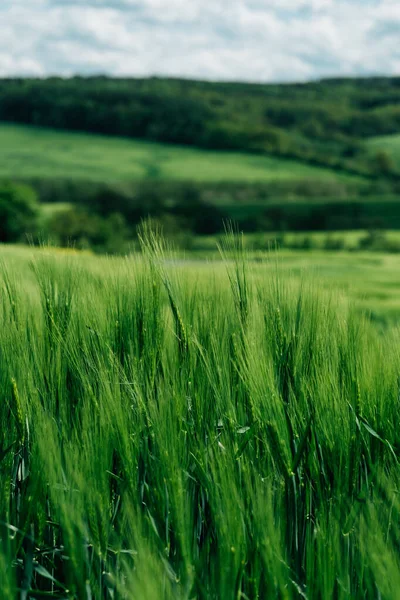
[[265, 250, 400, 323], [193, 237, 400, 322], [367, 133, 400, 168], [2, 241, 400, 323], [0, 123, 360, 184], [192, 229, 400, 252]]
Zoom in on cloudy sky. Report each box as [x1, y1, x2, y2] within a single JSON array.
[[1, 0, 399, 82]]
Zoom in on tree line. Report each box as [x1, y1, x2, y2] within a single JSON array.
[[3, 178, 400, 253]]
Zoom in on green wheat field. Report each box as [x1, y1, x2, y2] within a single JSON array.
[[2, 229, 400, 599]]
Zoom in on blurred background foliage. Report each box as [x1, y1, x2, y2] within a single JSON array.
[[0, 75, 400, 252]]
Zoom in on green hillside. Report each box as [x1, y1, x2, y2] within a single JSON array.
[[0, 75, 399, 246], [0, 124, 359, 184], [1, 76, 400, 178]]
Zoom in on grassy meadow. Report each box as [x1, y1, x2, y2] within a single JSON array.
[[2, 233, 400, 599], [0, 124, 360, 184]]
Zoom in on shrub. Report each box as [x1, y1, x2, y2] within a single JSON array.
[[324, 236, 346, 251], [358, 230, 400, 253], [371, 151, 396, 176], [0, 182, 39, 242], [48, 207, 129, 253]]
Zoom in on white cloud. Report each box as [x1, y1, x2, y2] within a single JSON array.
[[0, 0, 399, 81], [0, 54, 44, 77]]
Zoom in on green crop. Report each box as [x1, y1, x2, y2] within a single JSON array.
[[0, 233, 400, 599]]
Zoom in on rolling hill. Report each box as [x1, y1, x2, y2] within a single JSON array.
[[0, 123, 361, 184], [0, 76, 399, 243], [1, 75, 400, 179]]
